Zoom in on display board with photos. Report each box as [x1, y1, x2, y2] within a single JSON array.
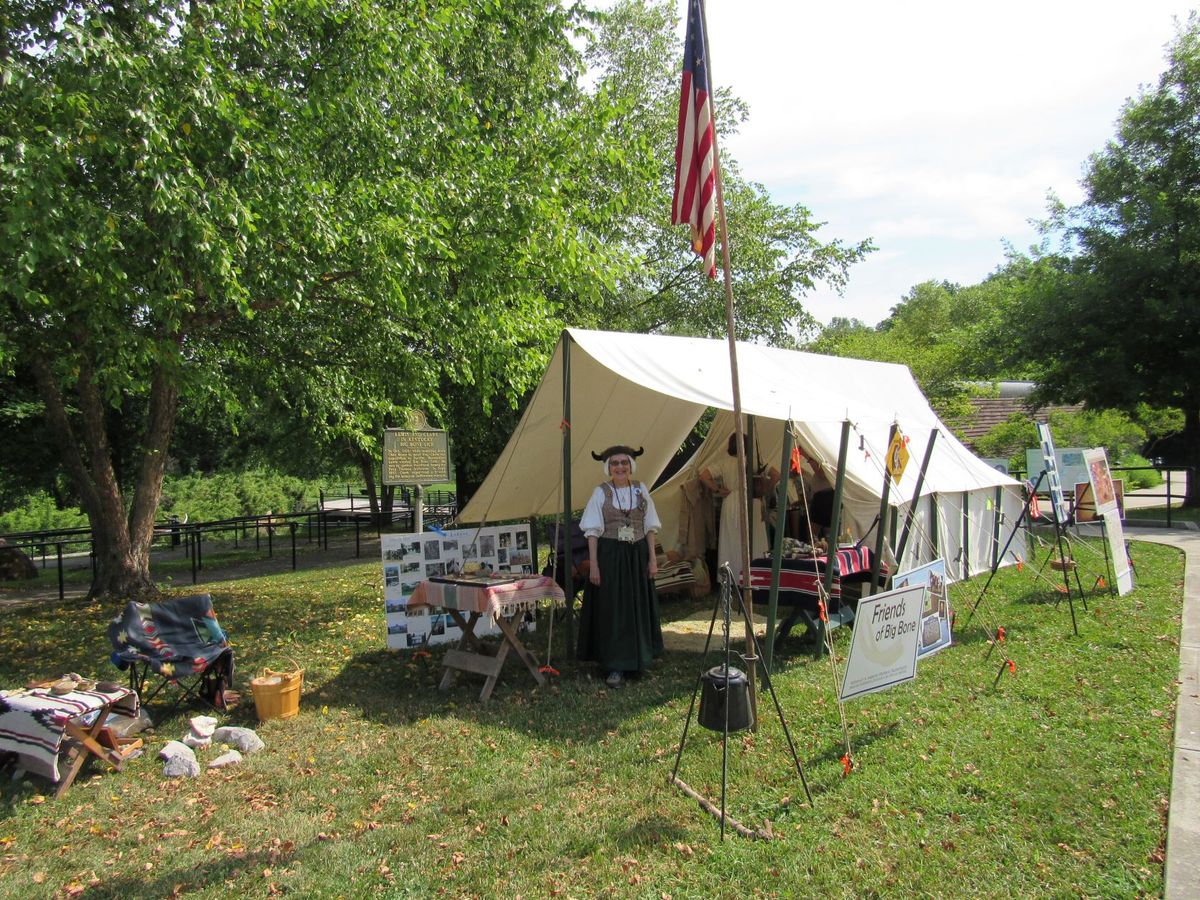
[[1025, 441, 1087, 521], [380, 523, 536, 651], [892, 558, 953, 660]]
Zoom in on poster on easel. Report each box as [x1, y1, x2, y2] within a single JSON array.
[[893, 559, 952, 660], [1073, 480, 1125, 522], [1035, 423, 1069, 525], [1083, 448, 1119, 516], [839, 583, 926, 701], [380, 523, 535, 650], [1081, 448, 1133, 596]]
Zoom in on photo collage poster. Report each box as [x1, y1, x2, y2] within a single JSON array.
[[1035, 423, 1070, 525], [893, 558, 952, 660], [380, 523, 535, 651]]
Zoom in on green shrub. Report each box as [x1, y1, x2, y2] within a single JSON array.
[[0, 491, 89, 535], [1116, 452, 1163, 490], [1, 469, 363, 535], [158, 468, 347, 521]]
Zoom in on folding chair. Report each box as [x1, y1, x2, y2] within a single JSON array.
[[108, 594, 235, 712]]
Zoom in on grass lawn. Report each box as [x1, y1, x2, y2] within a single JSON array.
[[0, 537, 1183, 898]]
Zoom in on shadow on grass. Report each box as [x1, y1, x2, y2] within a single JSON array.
[[314, 637, 708, 746]]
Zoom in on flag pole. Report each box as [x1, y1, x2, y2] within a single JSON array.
[[697, 0, 758, 716]]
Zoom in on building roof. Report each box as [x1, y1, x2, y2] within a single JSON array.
[[960, 396, 1084, 445]]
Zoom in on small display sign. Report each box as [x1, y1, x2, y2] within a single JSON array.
[[382, 427, 450, 485], [886, 431, 910, 483]]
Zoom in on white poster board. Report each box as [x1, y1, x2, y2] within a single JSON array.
[[839, 583, 926, 701], [1102, 509, 1135, 596], [380, 523, 535, 650], [893, 559, 953, 660]]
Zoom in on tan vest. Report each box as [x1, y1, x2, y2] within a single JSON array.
[[598, 481, 649, 541]]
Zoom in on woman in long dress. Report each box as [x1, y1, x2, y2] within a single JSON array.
[[577, 445, 662, 689]]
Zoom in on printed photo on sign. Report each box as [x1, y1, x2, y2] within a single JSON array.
[[1035, 423, 1069, 525], [1083, 448, 1119, 516], [839, 583, 926, 701], [379, 523, 534, 648], [893, 559, 953, 660]]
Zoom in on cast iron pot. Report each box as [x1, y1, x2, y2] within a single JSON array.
[[697, 664, 755, 733]]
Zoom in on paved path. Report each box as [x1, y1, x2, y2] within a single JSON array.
[[1125, 527, 1200, 899]]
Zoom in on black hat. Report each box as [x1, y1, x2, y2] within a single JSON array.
[[591, 445, 644, 461]]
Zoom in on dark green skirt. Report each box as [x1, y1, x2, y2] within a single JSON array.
[[577, 537, 663, 673]]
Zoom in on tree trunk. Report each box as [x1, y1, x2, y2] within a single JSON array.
[[354, 448, 385, 530], [31, 355, 179, 600], [1184, 405, 1200, 508]]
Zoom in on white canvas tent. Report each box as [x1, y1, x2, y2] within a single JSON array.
[[458, 329, 1024, 580]]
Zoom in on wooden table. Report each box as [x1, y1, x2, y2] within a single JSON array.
[[409, 574, 565, 702], [0, 684, 141, 796]]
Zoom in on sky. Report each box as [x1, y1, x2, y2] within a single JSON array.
[[674, 0, 1197, 328]]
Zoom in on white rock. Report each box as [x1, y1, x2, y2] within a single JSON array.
[[182, 732, 211, 750], [159, 740, 200, 778], [211, 726, 265, 754], [207, 750, 243, 769], [189, 715, 219, 738]]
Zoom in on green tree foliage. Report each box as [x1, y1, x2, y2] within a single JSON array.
[[972, 408, 1159, 487], [808, 280, 1005, 422], [0, 1, 634, 597], [996, 16, 1200, 505]]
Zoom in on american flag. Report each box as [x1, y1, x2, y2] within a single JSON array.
[[672, 0, 716, 279]]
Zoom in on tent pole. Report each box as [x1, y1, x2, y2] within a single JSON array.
[[820, 420, 853, 606], [699, 0, 757, 714], [869, 423, 899, 597], [561, 330, 575, 658], [894, 428, 939, 567], [764, 421, 794, 672]]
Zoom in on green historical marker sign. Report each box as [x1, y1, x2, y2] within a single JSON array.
[[382, 414, 450, 485]]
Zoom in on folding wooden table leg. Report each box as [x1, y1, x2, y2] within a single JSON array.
[[55, 706, 125, 797], [494, 613, 546, 688]]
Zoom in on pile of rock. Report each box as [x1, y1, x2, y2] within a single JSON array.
[[159, 718, 266, 778]]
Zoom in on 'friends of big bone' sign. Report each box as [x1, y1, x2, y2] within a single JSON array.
[[839, 583, 927, 701]]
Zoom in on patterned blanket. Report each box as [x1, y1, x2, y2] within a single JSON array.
[[0, 685, 139, 781], [107, 594, 231, 680], [412, 575, 565, 619]]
